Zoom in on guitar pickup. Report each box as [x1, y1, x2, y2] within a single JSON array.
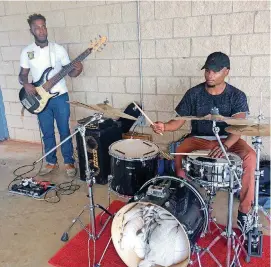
[[35, 94, 42, 100]]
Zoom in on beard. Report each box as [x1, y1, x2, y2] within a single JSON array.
[[206, 83, 215, 88], [35, 36, 48, 44]]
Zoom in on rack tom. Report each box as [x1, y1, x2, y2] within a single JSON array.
[[109, 139, 159, 197]]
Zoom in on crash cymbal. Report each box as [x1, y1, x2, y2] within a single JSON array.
[[97, 103, 138, 120], [225, 125, 270, 136], [174, 114, 256, 126], [96, 103, 115, 110], [69, 101, 105, 112], [69, 101, 137, 121]]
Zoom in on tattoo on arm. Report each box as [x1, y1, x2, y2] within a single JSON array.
[[19, 67, 30, 85]]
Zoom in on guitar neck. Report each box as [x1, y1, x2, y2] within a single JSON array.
[[43, 48, 92, 91]]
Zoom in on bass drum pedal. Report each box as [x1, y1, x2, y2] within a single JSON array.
[[247, 228, 263, 261]]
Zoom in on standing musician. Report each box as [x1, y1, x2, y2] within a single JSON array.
[[19, 14, 83, 177], [152, 52, 256, 234]]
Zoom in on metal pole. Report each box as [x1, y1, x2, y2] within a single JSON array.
[[212, 121, 242, 188], [34, 113, 103, 164]]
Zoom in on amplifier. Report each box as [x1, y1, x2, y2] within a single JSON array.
[[76, 117, 122, 184]]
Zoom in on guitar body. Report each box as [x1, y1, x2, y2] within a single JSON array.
[[19, 67, 59, 114]]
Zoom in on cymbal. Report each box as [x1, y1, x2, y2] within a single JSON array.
[[68, 101, 137, 121], [173, 114, 256, 126], [225, 125, 270, 136]]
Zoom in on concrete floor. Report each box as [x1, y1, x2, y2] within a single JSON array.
[[0, 140, 269, 267]]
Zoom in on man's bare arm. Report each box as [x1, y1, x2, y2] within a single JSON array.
[[164, 119, 186, 131], [152, 119, 186, 134], [18, 67, 36, 95], [19, 67, 30, 85]]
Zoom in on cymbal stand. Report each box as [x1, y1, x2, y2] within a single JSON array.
[[59, 113, 113, 267], [192, 120, 249, 267], [240, 103, 271, 259], [214, 120, 250, 266], [240, 136, 264, 261]]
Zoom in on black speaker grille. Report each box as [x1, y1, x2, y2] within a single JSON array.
[[76, 118, 122, 184]]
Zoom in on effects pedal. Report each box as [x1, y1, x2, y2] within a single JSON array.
[[10, 178, 56, 198]]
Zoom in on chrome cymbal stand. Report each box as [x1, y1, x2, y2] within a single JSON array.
[[244, 136, 264, 260], [211, 119, 249, 266], [245, 109, 271, 259], [192, 117, 249, 267], [59, 113, 113, 267]]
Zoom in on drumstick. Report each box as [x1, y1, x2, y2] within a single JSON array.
[[171, 152, 210, 156], [171, 152, 229, 156], [133, 101, 163, 136]]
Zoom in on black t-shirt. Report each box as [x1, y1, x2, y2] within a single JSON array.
[[175, 82, 249, 136]]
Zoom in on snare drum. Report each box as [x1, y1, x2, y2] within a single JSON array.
[[109, 139, 159, 197], [111, 176, 208, 267], [183, 150, 243, 188]]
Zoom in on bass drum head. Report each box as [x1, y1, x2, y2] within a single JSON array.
[[111, 202, 190, 267]]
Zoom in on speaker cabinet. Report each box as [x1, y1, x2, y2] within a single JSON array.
[[76, 118, 122, 184]]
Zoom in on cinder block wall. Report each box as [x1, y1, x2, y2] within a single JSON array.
[[0, 1, 270, 157]]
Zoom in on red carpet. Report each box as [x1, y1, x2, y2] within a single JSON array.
[[49, 200, 270, 267]]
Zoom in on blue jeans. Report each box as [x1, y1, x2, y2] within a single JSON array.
[[38, 93, 74, 165]]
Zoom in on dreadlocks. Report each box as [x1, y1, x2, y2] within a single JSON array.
[[27, 13, 46, 26]]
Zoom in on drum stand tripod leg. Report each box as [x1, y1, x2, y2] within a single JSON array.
[[61, 120, 114, 267], [97, 176, 113, 231], [201, 168, 249, 267], [190, 243, 223, 267], [205, 186, 222, 235], [241, 136, 267, 260], [60, 179, 113, 240], [94, 237, 112, 267]]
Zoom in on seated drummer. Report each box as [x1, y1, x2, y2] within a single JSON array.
[[152, 52, 256, 234]]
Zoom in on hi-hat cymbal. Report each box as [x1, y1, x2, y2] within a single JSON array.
[[225, 125, 270, 136], [173, 114, 256, 126], [68, 101, 137, 121]]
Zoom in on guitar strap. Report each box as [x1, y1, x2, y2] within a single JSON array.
[[49, 42, 56, 69]]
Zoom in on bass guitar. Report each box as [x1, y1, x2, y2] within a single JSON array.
[[19, 36, 107, 114]]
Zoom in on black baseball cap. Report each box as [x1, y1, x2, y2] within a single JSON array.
[[201, 52, 230, 72]]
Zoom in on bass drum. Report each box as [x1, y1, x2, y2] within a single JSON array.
[[111, 176, 208, 267]]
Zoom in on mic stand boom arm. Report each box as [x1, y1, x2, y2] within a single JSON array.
[[34, 113, 103, 165]]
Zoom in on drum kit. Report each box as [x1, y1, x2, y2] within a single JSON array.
[[44, 100, 270, 267]]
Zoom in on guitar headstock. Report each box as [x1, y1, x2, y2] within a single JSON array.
[[90, 36, 107, 52]]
